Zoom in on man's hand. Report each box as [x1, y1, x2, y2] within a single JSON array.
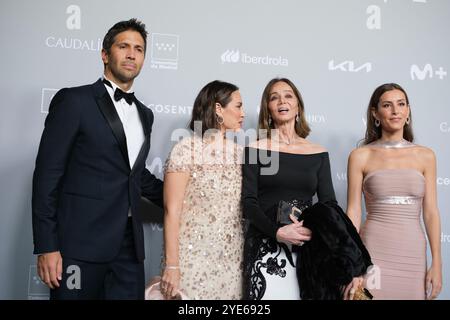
[[37, 251, 63, 289]]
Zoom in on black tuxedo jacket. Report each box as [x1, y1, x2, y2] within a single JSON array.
[[32, 79, 163, 262]]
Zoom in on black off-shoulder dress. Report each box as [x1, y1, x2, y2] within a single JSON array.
[[242, 147, 336, 300]]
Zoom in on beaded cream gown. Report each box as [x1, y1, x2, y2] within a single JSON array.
[[361, 168, 427, 300], [164, 134, 244, 300]]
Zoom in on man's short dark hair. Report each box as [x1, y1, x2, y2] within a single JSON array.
[[102, 18, 148, 54]]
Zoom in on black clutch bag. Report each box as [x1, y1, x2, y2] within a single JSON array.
[[276, 199, 311, 226]]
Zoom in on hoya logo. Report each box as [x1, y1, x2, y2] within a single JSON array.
[[305, 114, 326, 124], [328, 60, 372, 73], [410, 64, 447, 80], [221, 49, 289, 67]]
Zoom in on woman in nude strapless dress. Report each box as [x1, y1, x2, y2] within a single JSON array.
[[345, 83, 442, 300]]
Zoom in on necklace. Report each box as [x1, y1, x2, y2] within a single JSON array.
[[275, 135, 296, 145], [370, 139, 415, 149]]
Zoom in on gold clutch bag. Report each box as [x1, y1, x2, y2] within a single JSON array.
[[352, 287, 373, 300]]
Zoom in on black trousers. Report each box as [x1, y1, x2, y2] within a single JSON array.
[[50, 219, 144, 300]]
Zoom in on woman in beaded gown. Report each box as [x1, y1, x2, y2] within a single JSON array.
[[346, 83, 442, 300], [160, 80, 245, 299], [242, 78, 337, 300]]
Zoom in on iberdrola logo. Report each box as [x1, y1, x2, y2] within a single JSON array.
[[221, 49, 288, 67], [221, 50, 240, 63]]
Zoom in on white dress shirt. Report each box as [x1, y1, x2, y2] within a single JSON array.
[[103, 76, 145, 216], [103, 76, 145, 168]]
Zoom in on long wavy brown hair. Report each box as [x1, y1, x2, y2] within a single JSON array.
[[258, 78, 310, 139], [363, 83, 414, 145]]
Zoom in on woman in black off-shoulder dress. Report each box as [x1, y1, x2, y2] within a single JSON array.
[[242, 78, 336, 300]]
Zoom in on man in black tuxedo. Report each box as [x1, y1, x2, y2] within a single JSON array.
[[32, 19, 163, 299]]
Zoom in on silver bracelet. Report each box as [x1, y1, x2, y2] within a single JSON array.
[[165, 265, 180, 270]]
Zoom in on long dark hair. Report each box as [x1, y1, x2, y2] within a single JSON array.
[[258, 78, 310, 139], [363, 83, 414, 145], [189, 80, 239, 136]]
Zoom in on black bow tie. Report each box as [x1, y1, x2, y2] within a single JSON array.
[[114, 88, 135, 105], [103, 79, 135, 105]]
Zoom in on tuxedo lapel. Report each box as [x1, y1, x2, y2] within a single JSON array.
[[93, 79, 131, 170], [131, 100, 150, 173], [135, 100, 150, 137]]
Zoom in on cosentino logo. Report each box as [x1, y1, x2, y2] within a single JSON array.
[[221, 49, 288, 67], [148, 103, 192, 115]]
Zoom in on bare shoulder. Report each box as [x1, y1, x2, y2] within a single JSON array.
[[302, 140, 327, 153], [414, 145, 436, 164], [348, 147, 372, 168], [348, 145, 371, 162], [310, 143, 328, 153]]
